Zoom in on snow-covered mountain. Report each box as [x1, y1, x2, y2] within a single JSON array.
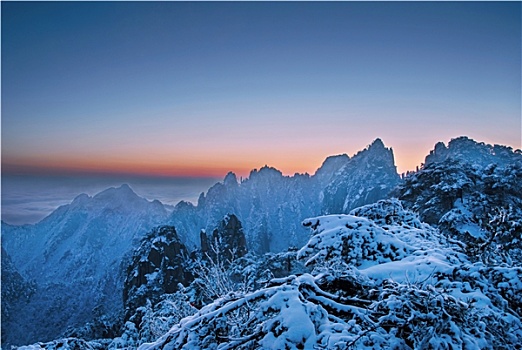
[[395, 136, 522, 265], [133, 200, 522, 349], [169, 138, 400, 253], [424, 136, 521, 168], [1, 139, 399, 347], [16, 197, 522, 348], [320, 138, 400, 214], [6, 136, 521, 349], [1, 185, 169, 347]]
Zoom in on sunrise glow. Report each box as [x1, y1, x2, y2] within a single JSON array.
[[2, 2, 520, 179]]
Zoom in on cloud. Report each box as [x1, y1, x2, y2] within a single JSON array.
[[1, 175, 219, 225]]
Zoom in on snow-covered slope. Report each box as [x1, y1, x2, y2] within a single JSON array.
[[137, 200, 522, 349], [395, 136, 522, 265], [1, 185, 169, 347]]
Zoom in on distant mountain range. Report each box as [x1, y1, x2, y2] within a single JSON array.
[[168, 138, 400, 252], [2, 136, 521, 348]]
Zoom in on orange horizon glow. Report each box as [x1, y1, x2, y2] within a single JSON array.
[[2, 158, 248, 179], [3, 2, 520, 186], [2, 148, 429, 179], [3, 135, 520, 180]]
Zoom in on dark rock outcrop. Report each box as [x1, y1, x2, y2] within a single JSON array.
[[205, 214, 247, 262], [123, 226, 192, 321]]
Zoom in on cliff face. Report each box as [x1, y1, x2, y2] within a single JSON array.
[[203, 214, 248, 262], [123, 226, 193, 321], [321, 138, 400, 214]]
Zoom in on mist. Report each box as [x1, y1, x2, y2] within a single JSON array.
[[1, 174, 219, 225]]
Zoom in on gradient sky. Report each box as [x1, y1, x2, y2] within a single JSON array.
[[2, 1, 521, 178]]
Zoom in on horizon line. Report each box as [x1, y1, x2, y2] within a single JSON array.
[[3, 135, 520, 180]]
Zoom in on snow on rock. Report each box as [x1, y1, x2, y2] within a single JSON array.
[[1, 184, 169, 347], [298, 214, 412, 269], [137, 198, 521, 349], [395, 136, 522, 265], [293, 200, 521, 348], [137, 275, 333, 350], [349, 198, 423, 228], [16, 337, 110, 350], [168, 138, 401, 253], [298, 200, 464, 284], [257, 287, 320, 349]]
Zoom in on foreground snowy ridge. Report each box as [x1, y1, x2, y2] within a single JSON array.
[[137, 200, 522, 349]]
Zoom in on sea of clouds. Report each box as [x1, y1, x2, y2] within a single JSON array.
[[1, 175, 219, 225]]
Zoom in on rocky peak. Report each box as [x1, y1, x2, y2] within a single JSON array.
[[434, 141, 448, 154], [123, 226, 192, 321], [354, 138, 395, 166], [314, 154, 350, 186], [223, 172, 238, 187], [321, 139, 400, 214], [249, 165, 283, 181], [196, 192, 206, 208], [424, 136, 522, 168], [205, 214, 247, 262], [369, 137, 385, 150], [95, 184, 136, 199]]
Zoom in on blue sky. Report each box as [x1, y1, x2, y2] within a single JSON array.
[[2, 1, 521, 177]]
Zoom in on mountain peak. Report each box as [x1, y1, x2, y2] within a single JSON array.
[[119, 183, 133, 191], [223, 172, 238, 187], [424, 136, 522, 168], [369, 138, 385, 150], [72, 193, 91, 203], [93, 183, 141, 202], [352, 138, 394, 164], [321, 138, 400, 214], [248, 165, 283, 180]]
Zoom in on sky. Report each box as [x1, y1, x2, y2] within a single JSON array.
[[2, 1, 521, 179]]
